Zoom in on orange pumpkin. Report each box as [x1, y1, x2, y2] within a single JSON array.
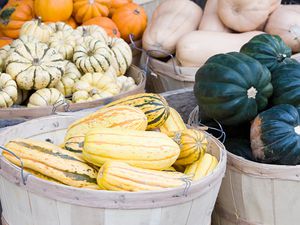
[[65, 17, 78, 29], [0, 37, 13, 48], [109, 0, 132, 16], [83, 16, 121, 37], [34, 0, 73, 22], [112, 3, 147, 42], [73, 0, 111, 24], [0, 0, 34, 38]]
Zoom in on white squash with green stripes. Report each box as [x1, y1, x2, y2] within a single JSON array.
[[5, 42, 65, 90], [49, 31, 77, 60], [27, 88, 65, 107], [74, 25, 108, 44], [73, 37, 113, 74]]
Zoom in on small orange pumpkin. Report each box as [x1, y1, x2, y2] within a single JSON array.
[[109, 0, 132, 16], [83, 16, 121, 37], [64, 17, 78, 29], [34, 0, 73, 22], [0, 37, 13, 48], [73, 0, 111, 24], [112, 3, 147, 42], [0, 0, 34, 38]]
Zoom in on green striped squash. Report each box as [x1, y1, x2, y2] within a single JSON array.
[[73, 36, 112, 74], [104, 93, 170, 129], [6, 42, 65, 90], [4, 139, 99, 189]]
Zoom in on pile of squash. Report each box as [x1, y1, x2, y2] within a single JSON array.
[[3, 93, 219, 191], [0, 0, 147, 43], [143, 0, 300, 67], [0, 18, 140, 108], [193, 32, 300, 166]]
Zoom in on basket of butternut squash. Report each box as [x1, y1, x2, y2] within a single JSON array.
[[0, 92, 226, 225], [141, 0, 300, 92]]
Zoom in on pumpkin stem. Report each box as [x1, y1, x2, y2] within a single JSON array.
[[37, 16, 42, 26], [88, 0, 95, 4], [89, 88, 99, 95], [32, 58, 40, 66], [133, 9, 140, 15], [247, 87, 257, 99]]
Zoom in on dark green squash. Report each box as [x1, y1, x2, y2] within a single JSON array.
[[240, 34, 292, 72], [225, 138, 254, 161], [194, 52, 273, 126], [251, 104, 300, 165], [272, 63, 300, 106]]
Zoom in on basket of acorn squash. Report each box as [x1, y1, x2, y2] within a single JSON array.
[[0, 18, 146, 127]]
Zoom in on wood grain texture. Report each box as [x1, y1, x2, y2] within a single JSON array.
[[213, 151, 300, 225]]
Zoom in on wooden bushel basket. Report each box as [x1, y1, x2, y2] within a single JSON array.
[[212, 152, 300, 225], [0, 65, 146, 128], [0, 89, 226, 225]]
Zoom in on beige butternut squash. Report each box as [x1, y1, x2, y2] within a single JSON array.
[[265, 5, 300, 53], [218, 0, 281, 32], [176, 30, 264, 67], [198, 0, 231, 32], [142, 0, 202, 58]]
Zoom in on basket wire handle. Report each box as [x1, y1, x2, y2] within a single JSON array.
[[52, 99, 71, 114], [128, 34, 182, 76], [0, 146, 27, 185], [188, 106, 226, 143]]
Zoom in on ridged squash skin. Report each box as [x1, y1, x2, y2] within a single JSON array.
[[240, 34, 292, 72], [4, 139, 99, 189], [184, 153, 218, 180], [171, 129, 208, 166], [64, 105, 148, 153], [194, 52, 273, 125], [160, 107, 186, 134], [97, 161, 188, 191], [83, 127, 180, 170], [104, 93, 170, 129]]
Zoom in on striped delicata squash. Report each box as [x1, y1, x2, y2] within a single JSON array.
[[4, 139, 99, 189], [97, 161, 189, 191], [83, 127, 180, 170], [64, 105, 148, 153], [160, 107, 186, 134], [104, 93, 170, 129]]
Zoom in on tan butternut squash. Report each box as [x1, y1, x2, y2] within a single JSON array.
[[176, 30, 264, 67], [218, 0, 281, 32], [142, 0, 202, 58], [198, 0, 231, 32], [265, 5, 300, 53]]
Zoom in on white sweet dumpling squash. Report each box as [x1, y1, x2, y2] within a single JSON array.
[[117, 76, 137, 92], [218, 0, 281, 32], [55, 61, 82, 97], [47, 22, 73, 33], [0, 45, 11, 71], [0, 73, 18, 108], [49, 31, 77, 60], [20, 18, 55, 43], [109, 37, 132, 76], [73, 37, 113, 74], [74, 25, 109, 44], [6, 42, 65, 90], [10, 35, 39, 50], [72, 72, 121, 103], [27, 88, 65, 107]]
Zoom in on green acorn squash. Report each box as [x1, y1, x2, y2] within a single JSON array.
[[272, 63, 300, 106], [251, 104, 300, 165], [194, 52, 273, 126], [225, 138, 254, 161], [240, 34, 292, 72]]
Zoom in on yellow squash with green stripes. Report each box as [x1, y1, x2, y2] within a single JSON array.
[[160, 107, 186, 134], [170, 129, 208, 166], [64, 105, 148, 153], [4, 139, 99, 189], [83, 127, 180, 170], [184, 153, 218, 181], [97, 161, 189, 191], [104, 93, 170, 129]]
